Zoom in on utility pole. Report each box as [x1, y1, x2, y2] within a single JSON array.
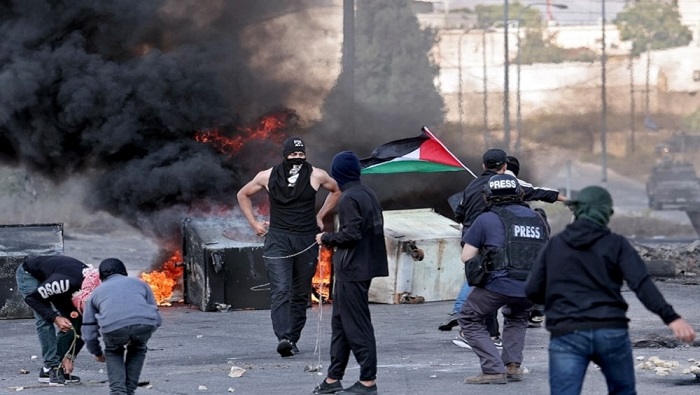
[[483, 29, 490, 149], [601, 0, 608, 183], [629, 51, 635, 154], [342, 0, 355, 136], [503, 0, 510, 150], [645, 43, 651, 119], [458, 33, 465, 135], [515, 3, 568, 155]]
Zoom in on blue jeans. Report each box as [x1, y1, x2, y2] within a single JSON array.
[[549, 329, 636, 395], [15, 264, 77, 368], [103, 324, 157, 395], [452, 281, 472, 313]]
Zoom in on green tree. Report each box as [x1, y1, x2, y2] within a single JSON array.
[[475, 3, 541, 29], [682, 109, 700, 133], [475, 3, 596, 64], [615, 0, 692, 56], [519, 30, 598, 65], [316, 0, 444, 152]]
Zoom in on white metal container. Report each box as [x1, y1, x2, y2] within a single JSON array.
[[369, 209, 463, 304]]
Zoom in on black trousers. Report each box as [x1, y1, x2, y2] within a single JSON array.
[[328, 280, 377, 382], [263, 230, 318, 343]]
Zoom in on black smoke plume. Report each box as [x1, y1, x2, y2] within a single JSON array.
[[0, 0, 325, 242]]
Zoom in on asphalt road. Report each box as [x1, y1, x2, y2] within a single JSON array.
[[2, 277, 699, 394]]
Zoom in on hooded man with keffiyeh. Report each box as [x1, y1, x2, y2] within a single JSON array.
[[237, 137, 341, 358], [525, 185, 695, 394], [16, 255, 95, 385]]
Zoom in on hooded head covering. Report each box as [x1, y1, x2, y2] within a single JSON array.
[[99, 258, 128, 281], [331, 150, 361, 188], [506, 156, 520, 176], [71, 266, 101, 315], [566, 186, 614, 227], [269, 137, 311, 204]]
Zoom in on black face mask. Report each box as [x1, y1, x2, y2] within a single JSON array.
[[285, 158, 305, 166]]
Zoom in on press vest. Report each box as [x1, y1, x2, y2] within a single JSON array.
[[487, 205, 548, 280]]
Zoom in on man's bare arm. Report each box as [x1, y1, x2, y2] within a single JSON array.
[[314, 169, 341, 230], [236, 170, 270, 236], [461, 243, 479, 263]]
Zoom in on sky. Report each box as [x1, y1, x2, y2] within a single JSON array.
[[438, 0, 629, 26]]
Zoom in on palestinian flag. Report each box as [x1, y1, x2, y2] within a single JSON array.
[[360, 126, 476, 177]]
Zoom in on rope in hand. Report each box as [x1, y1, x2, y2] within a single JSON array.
[[310, 246, 327, 387], [262, 241, 318, 260], [63, 326, 79, 378]]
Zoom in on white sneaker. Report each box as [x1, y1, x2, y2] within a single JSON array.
[[452, 332, 472, 349]]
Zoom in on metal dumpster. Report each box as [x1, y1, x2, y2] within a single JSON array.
[[182, 218, 270, 311], [0, 223, 64, 319], [369, 209, 463, 304]]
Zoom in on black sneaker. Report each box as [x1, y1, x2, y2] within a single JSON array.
[[438, 313, 458, 331], [38, 368, 51, 383], [337, 381, 377, 394], [277, 339, 295, 357], [292, 343, 300, 354], [312, 379, 343, 394], [38, 367, 51, 383], [64, 372, 81, 383], [48, 367, 66, 386], [528, 314, 544, 328], [491, 336, 503, 349]]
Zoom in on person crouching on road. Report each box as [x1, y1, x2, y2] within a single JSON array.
[[16, 255, 92, 386], [82, 258, 162, 395], [312, 151, 388, 395], [459, 174, 549, 384]]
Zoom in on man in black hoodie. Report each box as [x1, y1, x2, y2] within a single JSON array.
[[16, 255, 89, 385], [525, 185, 695, 394], [313, 151, 388, 395]]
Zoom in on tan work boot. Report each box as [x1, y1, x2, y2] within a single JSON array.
[[506, 363, 523, 381], [464, 373, 507, 384]]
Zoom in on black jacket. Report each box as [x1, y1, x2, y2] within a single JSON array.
[[525, 219, 680, 337], [454, 170, 560, 230], [23, 256, 87, 322], [321, 180, 388, 282]]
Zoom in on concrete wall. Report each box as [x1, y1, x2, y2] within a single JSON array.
[[436, 33, 700, 125]]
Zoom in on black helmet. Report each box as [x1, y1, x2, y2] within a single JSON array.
[[483, 174, 523, 204]]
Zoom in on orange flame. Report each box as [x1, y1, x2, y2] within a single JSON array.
[[195, 110, 296, 156], [312, 246, 333, 303], [139, 251, 184, 306]]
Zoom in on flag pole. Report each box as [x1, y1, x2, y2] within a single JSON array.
[[421, 126, 477, 178]]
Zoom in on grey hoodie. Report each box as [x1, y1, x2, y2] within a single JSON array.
[[82, 274, 161, 356]]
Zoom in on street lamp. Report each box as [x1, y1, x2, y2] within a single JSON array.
[[514, 2, 568, 154]]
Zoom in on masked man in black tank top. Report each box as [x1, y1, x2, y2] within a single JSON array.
[[237, 137, 341, 357]]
